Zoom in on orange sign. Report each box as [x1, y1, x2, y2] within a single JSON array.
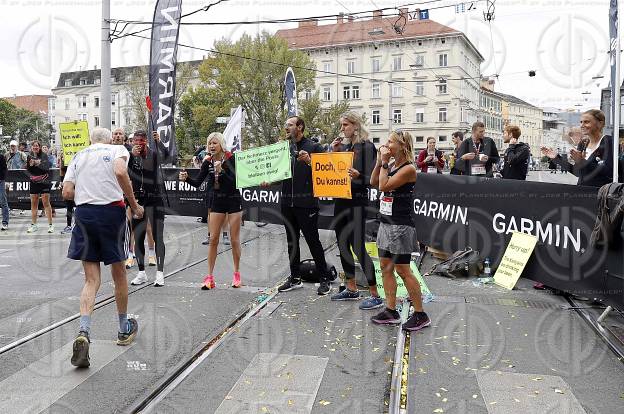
[[311, 152, 353, 199]]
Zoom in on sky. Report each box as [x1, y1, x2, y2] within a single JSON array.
[[0, 0, 617, 111]]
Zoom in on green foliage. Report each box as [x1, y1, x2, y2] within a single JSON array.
[[0, 99, 51, 144], [299, 93, 353, 143], [190, 31, 315, 148]]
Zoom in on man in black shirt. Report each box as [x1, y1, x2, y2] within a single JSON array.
[[501, 125, 530, 180], [277, 116, 332, 295], [456, 121, 500, 177], [450, 131, 464, 175]]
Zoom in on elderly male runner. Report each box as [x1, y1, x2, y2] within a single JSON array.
[[62, 127, 144, 368]]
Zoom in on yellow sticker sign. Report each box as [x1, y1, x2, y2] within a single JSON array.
[[494, 231, 538, 290], [59, 121, 90, 165], [311, 152, 353, 199]]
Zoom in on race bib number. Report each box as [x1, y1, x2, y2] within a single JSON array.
[[380, 196, 393, 216], [471, 164, 486, 176], [427, 166, 438, 174]]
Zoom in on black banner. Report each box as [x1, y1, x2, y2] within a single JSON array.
[[412, 174, 623, 308], [6, 169, 622, 308], [148, 0, 182, 163]]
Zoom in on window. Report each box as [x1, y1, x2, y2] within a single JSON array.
[[392, 83, 402, 97], [438, 107, 447, 122], [95, 78, 101, 85], [124, 111, 132, 126], [371, 58, 380, 72], [111, 93, 116, 106], [94, 97, 100, 108], [343, 85, 360, 100], [78, 95, 87, 108], [372, 110, 381, 125], [371, 83, 380, 98], [94, 116, 100, 127], [414, 55, 425, 67], [111, 112, 116, 126], [79, 113, 87, 121], [372, 137, 380, 144], [439, 135, 448, 142], [437, 78, 447, 94], [64, 79, 72, 87], [415, 136, 424, 143], [304, 89, 312, 100], [50, 99, 55, 110], [352, 85, 359, 99], [393, 56, 402, 71], [347, 60, 355, 74], [322, 86, 331, 101], [393, 109, 402, 124], [415, 108, 424, 123], [439, 53, 448, 67], [80, 78, 87, 86], [343, 86, 351, 100], [64, 98, 70, 110], [415, 81, 424, 96], [323, 62, 331, 73]]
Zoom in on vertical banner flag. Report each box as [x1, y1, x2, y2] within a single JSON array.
[[609, 0, 619, 181], [224, 105, 244, 152], [148, 0, 182, 164], [284, 67, 298, 117]]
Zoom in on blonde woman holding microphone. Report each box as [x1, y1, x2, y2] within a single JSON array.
[[179, 132, 243, 289]]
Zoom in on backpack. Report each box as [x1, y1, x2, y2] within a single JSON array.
[[590, 182, 624, 249], [429, 247, 483, 279], [299, 259, 338, 283]]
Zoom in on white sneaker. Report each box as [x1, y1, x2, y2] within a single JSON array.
[[1, 223, 7, 231], [222, 232, 230, 246], [153, 271, 165, 287], [130, 271, 148, 285], [26, 224, 38, 233], [48, 224, 54, 233]]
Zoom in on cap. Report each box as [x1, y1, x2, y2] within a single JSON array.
[[10, 140, 18, 146]]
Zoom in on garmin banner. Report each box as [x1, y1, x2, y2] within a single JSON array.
[[411, 174, 623, 308], [148, 0, 182, 163]]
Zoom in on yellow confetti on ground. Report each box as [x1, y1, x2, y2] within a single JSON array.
[[319, 400, 331, 406], [442, 398, 448, 402], [261, 407, 269, 413], [224, 396, 233, 400], [288, 400, 294, 406], [440, 387, 448, 392], [435, 392, 441, 398], [433, 409, 444, 413], [472, 395, 478, 399], [531, 377, 543, 381], [554, 389, 564, 394], [514, 398, 521, 403]]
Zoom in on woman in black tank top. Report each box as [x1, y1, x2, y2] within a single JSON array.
[[369, 130, 431, 331]]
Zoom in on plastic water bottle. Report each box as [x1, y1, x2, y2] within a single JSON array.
[[484, 258, 491, 277]]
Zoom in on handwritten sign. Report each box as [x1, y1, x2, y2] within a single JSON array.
[[494, 232, 538, 290], [59, 121, 90, 165], [311, 152, 353, 199], [235, 141, 291, 189]]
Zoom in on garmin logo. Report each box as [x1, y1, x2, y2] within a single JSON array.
[[492, 213, 581, 252], [413, 199, 468, 225], [241, 189, 279, 204]]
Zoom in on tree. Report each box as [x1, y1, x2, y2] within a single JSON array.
[[299, 93, 353, 143], [0, 99, 51, 144], [195, 32, 316, 147]]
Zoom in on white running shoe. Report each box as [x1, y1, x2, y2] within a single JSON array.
[[130, 271, 148, 285], [153, 271, 165, 287], [26, 224, 38, 233]]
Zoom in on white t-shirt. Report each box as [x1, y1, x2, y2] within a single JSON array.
[[64, 143, 129, 206]]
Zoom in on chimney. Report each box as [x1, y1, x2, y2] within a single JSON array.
[[337, 12, 344, 24], [347, 15, 354, 23], [373, 10, 382, 20], [298, 19, 318, 28]]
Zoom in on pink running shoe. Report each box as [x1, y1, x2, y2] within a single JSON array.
[[232, 272, 241, 288], [201, 275, 216, 290]]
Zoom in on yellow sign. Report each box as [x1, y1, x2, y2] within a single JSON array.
[[311, 152, 353, 199], [59, 121, 90, 165], [494, 232, 538, 290]]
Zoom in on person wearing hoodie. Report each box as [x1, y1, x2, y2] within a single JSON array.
[[501, 125, 530, 180]]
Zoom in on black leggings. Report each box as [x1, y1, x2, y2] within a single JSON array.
[[131, 200, 165, 271], [66, 200, 75, 227], [333, 201, 376, 286]]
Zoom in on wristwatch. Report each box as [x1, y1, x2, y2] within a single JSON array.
[[382, 162, 389, 169]]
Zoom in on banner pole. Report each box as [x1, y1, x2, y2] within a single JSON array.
[[101, 0, 111, 129]]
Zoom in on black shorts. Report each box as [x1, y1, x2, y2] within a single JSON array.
[[68, 204, 128, 265], [211, 195, 242, 214], [378, 248, 411, 265], [30, 181, 51, 195]]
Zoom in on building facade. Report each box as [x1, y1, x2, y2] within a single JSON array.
[[494, 92, 543, 158], [49, 62, 201, 144], [276, 9, 484, 151], [479, 83, 503, 150]]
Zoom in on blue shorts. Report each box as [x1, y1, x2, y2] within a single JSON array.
[[68, 204, 128, 265]]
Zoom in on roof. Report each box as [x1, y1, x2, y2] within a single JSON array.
[[54, 60, 202, 89], [490, 91, 540, 109], [1, 95, 50, 115], [275, 12, 483, 61]]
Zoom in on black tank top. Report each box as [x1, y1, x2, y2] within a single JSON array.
[[379, 162, 415, 226]]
